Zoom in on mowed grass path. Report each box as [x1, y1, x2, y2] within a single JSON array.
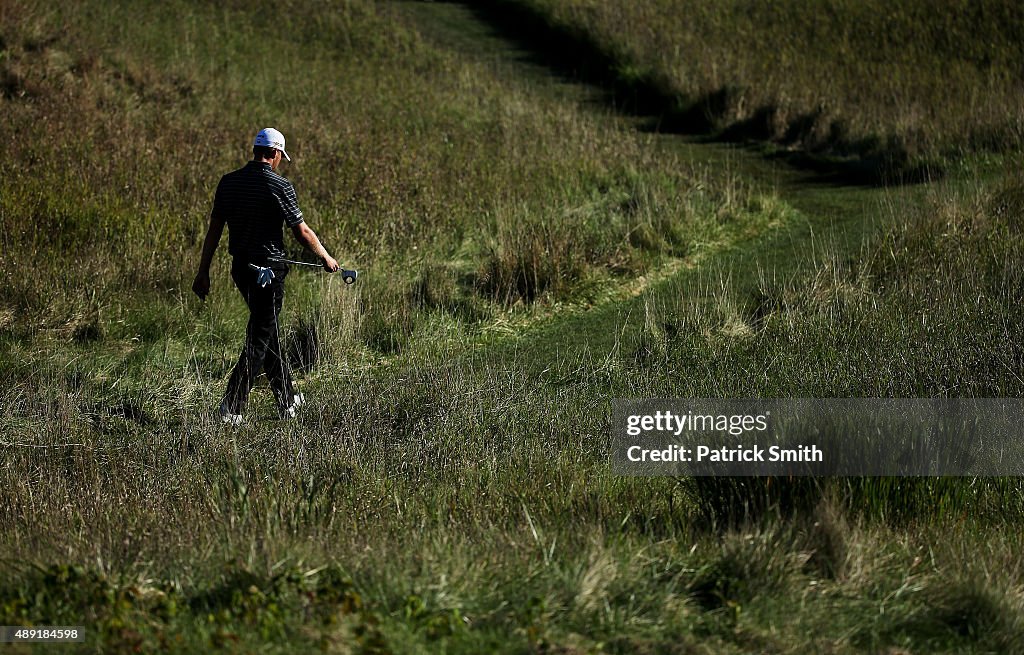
[[484, 0, 1024, 178], [397, 1, 927, 372]]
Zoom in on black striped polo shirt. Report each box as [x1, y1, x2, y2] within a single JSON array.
[[212, 161, 305, 266]]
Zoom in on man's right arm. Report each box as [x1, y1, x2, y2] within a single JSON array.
[[291, 222, 339, 272]]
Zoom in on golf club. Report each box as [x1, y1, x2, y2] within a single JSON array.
[[268, 256, 358, 284]]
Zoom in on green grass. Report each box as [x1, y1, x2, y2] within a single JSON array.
[[1, 0, 758, 339], [496, 0, 1024, 176], [2, 0, 1024, 652]]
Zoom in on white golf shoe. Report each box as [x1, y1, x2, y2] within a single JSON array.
[[280, 393, 304, 420], [219, 402, 243, 426]]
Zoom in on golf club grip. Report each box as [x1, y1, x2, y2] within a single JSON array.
[[268, 257, 356, 282]]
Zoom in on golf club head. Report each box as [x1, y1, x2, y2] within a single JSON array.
[[341, 269, 358, 285]]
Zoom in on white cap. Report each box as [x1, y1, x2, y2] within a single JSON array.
[[254, 127, 291, 161]]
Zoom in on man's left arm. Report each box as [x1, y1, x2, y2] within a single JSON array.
[[192, 212, 226, 300]]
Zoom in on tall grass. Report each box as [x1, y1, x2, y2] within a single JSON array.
[[631, 169, 1024, 538], [635, 171, 1024, 398], [500, 0, 1024, 173], [3, 169, 1023, 651], [0, 0, 772, 352]]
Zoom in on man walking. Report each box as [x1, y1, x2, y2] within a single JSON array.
[[192, 127, 339, 424]]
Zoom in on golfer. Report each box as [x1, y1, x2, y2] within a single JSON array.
[[192, 127, 339, 425]]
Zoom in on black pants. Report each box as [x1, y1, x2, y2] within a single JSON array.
[[223, 260, 296, 414]]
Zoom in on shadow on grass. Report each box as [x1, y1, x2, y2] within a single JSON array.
[[857, 580, 1024, 653], [459, 0, 941, 186]]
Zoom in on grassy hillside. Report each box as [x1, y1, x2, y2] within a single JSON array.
[[2, 0, 1024, 652], [496, 0, 1024, 176], [2, 0, 776, 348]]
